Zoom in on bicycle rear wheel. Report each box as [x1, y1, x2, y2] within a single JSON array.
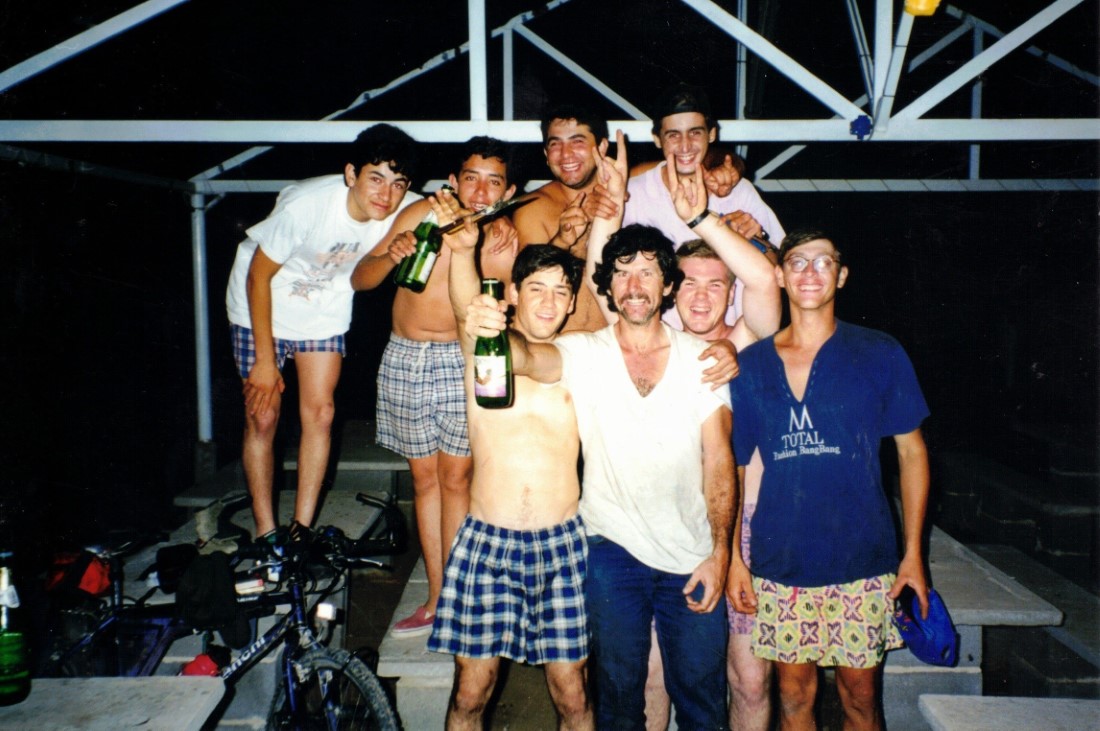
[[268, 647, 397, 731]]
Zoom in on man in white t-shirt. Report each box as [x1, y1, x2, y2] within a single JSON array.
[[225, 124, 420, 543], [464, 219, 739, 728]]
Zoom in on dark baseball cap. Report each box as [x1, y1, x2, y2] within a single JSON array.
[[651, 83, 715, 133]]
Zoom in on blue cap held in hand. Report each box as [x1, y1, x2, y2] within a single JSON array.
[[893, 587, 959, 667]]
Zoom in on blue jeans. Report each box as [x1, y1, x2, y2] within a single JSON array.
[[586, 536, 728, 730]]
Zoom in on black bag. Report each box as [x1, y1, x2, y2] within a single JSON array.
[[176, 552, 250, 648]]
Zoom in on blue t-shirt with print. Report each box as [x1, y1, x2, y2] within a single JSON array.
[[729, 321, 929, 587]]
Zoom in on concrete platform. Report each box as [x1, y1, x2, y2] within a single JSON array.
[[919, 693, 1100, 730], [0, 677, 224, 730]]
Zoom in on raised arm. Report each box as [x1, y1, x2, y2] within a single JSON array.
[[433, 190, 481, 353], [584, 130, 628, 326], [463, 295, 563, 383], [668, 162, 781, 349], [888, 427, 931, 618]]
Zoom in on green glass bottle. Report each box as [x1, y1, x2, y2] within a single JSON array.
[[0, 550, 29, 706], [394, 186, 455, 293], [473, 279, 513, 409]]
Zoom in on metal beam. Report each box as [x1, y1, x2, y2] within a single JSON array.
[[468, 0, 488, 120], [944, 4, 1099, 86], [680, 0, 866, 120], [757, 178, 1098, 193], [0, 0, 191, 93], [895, 0, 1087, 121], [3, 118, 1096, 143], [845, 0, 875, 104], [872, 0, 893, 117], [872, 12, 915, 132], [512, 25, 647, 119]]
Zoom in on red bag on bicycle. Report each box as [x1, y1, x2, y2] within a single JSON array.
[[46, 551, 111, 598]]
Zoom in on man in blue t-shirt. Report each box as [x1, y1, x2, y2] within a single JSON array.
[[727, 229, 931, 731]]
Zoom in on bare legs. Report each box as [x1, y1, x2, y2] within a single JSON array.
[[408, 451, 472, 614], [446, 657, 592, 731], [242, 352, 341, 536]]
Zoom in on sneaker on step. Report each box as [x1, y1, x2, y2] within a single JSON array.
[[390, 606, 435, 638]]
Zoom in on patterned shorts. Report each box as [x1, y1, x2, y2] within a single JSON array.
[[230, 324, 344, 379], [375, 334, 470, 459], [428, 514, 588, 664], [751, 573, 903, 668], [727, 501, 756, 636]]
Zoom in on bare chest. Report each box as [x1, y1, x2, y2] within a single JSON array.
[[622, 347, 670, 398]]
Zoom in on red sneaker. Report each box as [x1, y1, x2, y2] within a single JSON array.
[[390, 606, 435, 638]]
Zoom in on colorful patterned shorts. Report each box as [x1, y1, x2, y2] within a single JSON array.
[[727, 501, 756, 636], [375, 334, 470, 459], [428, 514, 588, 664], [230, 324, 344, 378], [750, 573, 903, 668]]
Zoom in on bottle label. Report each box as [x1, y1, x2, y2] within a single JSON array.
[[411, 251, 437, 284], [474, 355, 509, 398]]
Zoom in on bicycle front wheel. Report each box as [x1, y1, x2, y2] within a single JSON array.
[[268, 647, 398, 731]]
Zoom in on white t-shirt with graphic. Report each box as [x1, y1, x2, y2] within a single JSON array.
[[226, 175, 419, 340]]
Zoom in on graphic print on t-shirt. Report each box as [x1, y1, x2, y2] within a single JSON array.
[[773, 405, 840, 462], [289, 241, 361, 300]]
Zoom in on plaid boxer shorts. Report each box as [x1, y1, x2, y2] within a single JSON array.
[[428, 514, 588, 664]]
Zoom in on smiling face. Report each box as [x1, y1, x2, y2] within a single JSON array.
[[654, 112, 716, 177], [344, 161, 410, 222], [448, 154, 515, 212], [610, 253, 673, 326], [509, 265, 576, 341], [676, 256, 735, 339], [543, 118, 600, 190], [777, 237, 848, 312]]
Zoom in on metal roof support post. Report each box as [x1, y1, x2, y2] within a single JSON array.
[[190, 192, 215, 477], [469, 0, 488, 122], [871, 0, 893, 119], [872, 12, 915, 134], [969, 27, 984, 179], [503, 23, 515, 121], [735, 0, 749, 160], [846, 0, 875, 104]]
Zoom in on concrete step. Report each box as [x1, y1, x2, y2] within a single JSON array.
[[970, 544, 1100, 699]]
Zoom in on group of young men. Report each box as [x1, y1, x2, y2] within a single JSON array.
[[225, 83, 932, 730]]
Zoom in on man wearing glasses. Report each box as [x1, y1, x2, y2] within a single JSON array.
[[726, 230, 932, 731]]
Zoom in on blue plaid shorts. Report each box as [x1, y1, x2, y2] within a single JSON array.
[[428, 514, 589, 664], [230, 324, 345, 378], [375, 334, 470, 459]]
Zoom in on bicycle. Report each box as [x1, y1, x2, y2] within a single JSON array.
[[41, 491, 407, 731]]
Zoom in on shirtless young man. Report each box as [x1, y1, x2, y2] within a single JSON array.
[[350, 137, 519, 636], [513, 104, 619, 333], [426, 193, 592, 730]]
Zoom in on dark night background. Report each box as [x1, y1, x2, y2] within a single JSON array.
[[0, 1, 1097, 588]]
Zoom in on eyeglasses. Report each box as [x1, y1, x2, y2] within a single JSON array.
[[784, 254, 838, 273]]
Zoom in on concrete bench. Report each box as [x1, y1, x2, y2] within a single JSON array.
[[0, 677, 224, 730], [879, 526, 1064, 730], [918, 693, 1100, 730], [376, 558, 451, 730]]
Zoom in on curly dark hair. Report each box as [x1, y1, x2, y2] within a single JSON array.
[[592, 224, 682, 314], [349, 124, 419, 180]]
